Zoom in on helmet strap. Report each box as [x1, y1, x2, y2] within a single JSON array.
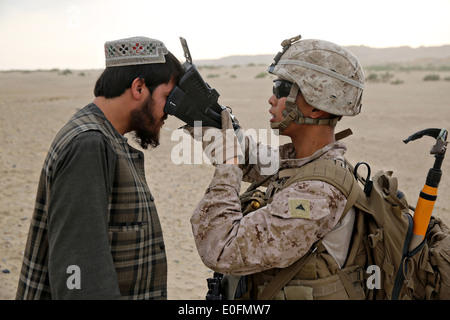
[[271, 83, 342, 133]]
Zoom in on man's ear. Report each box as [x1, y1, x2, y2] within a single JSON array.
[[131, 77, 146, 100]]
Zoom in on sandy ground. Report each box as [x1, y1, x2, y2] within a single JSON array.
[[1, 65, 450, 300]]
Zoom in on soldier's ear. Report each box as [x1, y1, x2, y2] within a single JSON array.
[[310, 108, 329, 119]]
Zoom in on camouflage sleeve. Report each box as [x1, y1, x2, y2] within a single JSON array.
[[190, 164, 347, 276]]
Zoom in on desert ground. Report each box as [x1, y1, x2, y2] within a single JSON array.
[[1, 64, 450, 300]]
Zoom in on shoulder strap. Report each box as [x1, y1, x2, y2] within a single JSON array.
[[258, 240, 321, 300], [279, 159, 370, 218]]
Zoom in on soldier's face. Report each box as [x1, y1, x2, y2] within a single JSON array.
[[268, 95, 286, 126], [269, 79, 291, 127]]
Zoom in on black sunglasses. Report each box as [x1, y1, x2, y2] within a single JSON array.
[[273, 80, 293, 99]]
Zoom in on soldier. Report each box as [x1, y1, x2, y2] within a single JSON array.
[[190, 36, 365, 299]]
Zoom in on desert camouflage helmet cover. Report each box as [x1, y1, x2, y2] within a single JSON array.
[[268, 36, 364, 118]]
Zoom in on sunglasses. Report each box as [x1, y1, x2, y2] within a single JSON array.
[[272, 80, 293, 99]]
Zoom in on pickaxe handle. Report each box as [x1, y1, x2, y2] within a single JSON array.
[[404, 128, 447, 251]]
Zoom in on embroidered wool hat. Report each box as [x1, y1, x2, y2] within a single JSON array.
[[104, 36, 169, 67]]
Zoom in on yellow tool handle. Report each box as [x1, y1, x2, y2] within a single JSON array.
[[412, 184, 438, 237]]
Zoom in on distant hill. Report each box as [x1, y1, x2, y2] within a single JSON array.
[[195, 45, 450, 68], [345, 45, 450, 66], [196, 55, 273, 67]]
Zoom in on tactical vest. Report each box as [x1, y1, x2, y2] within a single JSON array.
[[235, 158, 450, 300]]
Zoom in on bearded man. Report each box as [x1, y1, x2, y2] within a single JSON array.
[[16, 37, 183, 300]]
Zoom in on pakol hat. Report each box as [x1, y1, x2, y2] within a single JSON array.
[[104, 36, 168, 67]]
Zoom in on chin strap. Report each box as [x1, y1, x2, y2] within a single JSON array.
[[270, 83, 341, 132]]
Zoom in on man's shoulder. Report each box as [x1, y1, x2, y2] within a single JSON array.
[[50, 130, 117, 175], [71, 130, 112, 149], [50, 104, 110, 148], [47, 125, 115, 170]]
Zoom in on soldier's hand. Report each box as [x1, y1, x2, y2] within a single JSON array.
[[182, 109, 244, 165]]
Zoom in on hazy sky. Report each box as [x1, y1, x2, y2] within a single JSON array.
[[1, 0, 450, 70]]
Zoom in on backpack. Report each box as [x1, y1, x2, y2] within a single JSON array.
[[238, 158, 450, 300]]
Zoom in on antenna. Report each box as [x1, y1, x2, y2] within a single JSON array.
[[179, 37, 192, 64]]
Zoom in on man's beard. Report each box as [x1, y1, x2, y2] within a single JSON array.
[[129, 97, 166, 150]]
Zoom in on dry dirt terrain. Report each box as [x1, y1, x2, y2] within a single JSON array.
[[1, 63, 449, 299]]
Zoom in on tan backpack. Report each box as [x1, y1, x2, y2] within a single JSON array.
[[238, 158, 450, 300]]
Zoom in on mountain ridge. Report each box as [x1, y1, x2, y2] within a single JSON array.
[[194, 45, 450, 67]]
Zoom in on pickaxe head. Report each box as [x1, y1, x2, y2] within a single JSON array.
[[403, 128, 448, 155]]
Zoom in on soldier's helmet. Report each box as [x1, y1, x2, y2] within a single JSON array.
[[268, 36, 364, 118]]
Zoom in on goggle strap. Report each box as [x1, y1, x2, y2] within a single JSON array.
[[285, 84, 298, 107], [267, 35, 302, 74]]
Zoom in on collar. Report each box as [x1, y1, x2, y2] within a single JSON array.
[[279, 141, 347, 170]]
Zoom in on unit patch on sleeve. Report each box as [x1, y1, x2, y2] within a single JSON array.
[[288, 199, 311, 219]]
